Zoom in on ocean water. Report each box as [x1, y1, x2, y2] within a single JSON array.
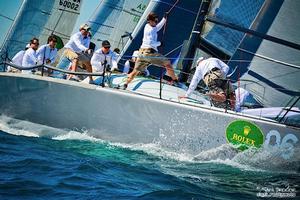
[[0, 116, 299, 199]]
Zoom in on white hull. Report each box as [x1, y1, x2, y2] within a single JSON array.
[[0, 73, 299, 160]]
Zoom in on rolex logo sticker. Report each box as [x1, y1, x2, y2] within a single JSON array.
[[226, 120, 264, 150]]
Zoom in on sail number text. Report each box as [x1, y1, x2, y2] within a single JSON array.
[[59, 0, 80, 11]]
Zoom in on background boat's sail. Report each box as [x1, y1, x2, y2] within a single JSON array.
[[0, 0, 82, 62], [119, 0, 202, 72], [87, 0, 150, 50]]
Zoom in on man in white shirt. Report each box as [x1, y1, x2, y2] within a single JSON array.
[[185, 57, 236, 110], [37, 35, 58, 65], [21, 38, 39, 74], [63, 23, 93, 82], [37, 35, 58, 75], [123, 12, 178, 89], [8, 44, 30, 72], [91, 40, 118, 78]]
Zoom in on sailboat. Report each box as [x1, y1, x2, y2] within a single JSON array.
[[0, 0, 299, 166], [0, 0, 82, 65]]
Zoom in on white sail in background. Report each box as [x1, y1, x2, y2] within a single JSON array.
[[1, 0, 83, 60], [88, 0, 150, 49], [39, 0, 83, 47]]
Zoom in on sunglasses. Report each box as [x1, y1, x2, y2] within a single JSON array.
[[33, 42, 39, 45], [104, 46, 110, 49]]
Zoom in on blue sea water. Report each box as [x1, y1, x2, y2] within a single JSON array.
[[0, 116, 299, 199]]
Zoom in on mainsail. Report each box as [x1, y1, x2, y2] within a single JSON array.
[[227, 0, 300, 108], [0, 0, 82, 62], [87, 0, 150, 50], [186, 0, 300, 109]]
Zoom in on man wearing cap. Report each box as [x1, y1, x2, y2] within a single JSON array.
[[63, 23, 93, 83], [91, 40, 118, 78], [123, 12, 178, 89], [185, 57, 236, 110]]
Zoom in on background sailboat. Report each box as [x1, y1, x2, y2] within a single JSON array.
[[0, 0, 83, 65], [87, 0, 150, 50]]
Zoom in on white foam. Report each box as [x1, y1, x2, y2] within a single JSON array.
[[0, 115, 71, 138], [52, 130, 104, 142], [0, 115, 298, 173], [0, 115, 39, 137]]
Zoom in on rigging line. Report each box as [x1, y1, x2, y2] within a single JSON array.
[[52, 3, 67, 35], [163, 0, 180, 34], [237, 48, 300, 70], [88, 0, 103, 21], [167, 0, 180, 14], [206, 16, 300, 51], [0, 13, 14, 21], [279, 97, 300, 123], [163, 43, 183, 56], [275, 96, 296, 121], [151, 0, 196, 15]]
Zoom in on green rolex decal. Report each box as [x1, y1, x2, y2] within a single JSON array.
[[226, 120, 264, 150]]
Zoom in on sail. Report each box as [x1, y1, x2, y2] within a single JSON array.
[[202, 0, 265, 56], [119, 0, 203, 71], [227, 0, 300, 107], [0, 0, 82, 62], [88, 0, 150, 50]]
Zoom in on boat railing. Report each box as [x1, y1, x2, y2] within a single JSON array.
[[1, 61, 104, 77], [0, 59, 300, 126], [3, 60, 299, 127], [0, 59, 267, 104]]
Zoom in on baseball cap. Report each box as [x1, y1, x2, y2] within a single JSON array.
[[80, 23, 90, 31], [102, 40, 111, 48]]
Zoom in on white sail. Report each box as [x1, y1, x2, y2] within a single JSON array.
[[0, 0, 83, 60], [88, 0, 150, 49]]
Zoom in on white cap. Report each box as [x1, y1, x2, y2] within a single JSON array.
[[196, 57, 204, 65], [132, 50, 139, 58], [80, 23, 90, 31], [26, 44, 30, 48]]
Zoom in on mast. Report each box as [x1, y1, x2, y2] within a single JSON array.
[[179, 0, 211, 82]]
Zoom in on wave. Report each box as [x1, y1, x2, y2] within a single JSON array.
[[0, 115, 298, 173]]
